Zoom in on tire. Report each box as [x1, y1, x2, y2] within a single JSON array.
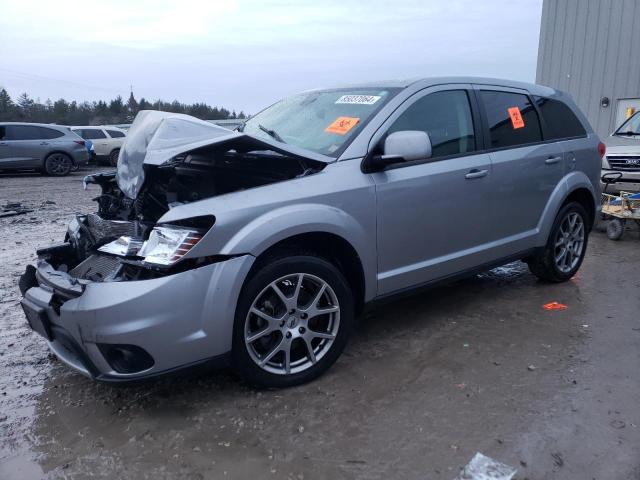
[[527, 201, 589, 282], [606, 218, 625, 241], [109, 149, 120, 167], [44, 153, 72, 176], [232, 254, 355, 388]]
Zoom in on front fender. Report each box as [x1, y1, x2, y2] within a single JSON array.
[[537, 170, 598, 245], [220, 203, 377, 300]]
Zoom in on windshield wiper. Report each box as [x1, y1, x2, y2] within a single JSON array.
[[258, 124, 286, 143], [615, 131, 640, 136]]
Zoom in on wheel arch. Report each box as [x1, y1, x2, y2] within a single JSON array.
[[247, 231, 367, 316], [537, 171, 598, 243]]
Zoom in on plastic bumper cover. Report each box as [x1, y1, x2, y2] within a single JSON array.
[[20, 255, 255, 381]]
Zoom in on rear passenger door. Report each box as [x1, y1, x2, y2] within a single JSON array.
[[476, 87, 564, 252]]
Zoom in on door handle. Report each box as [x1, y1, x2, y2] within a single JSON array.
[[465, 169, 488, 179], [0, 142, 8, 146], [39, 142, 49, 146], [545, 156, 562, 165]]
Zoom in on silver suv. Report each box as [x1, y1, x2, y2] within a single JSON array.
[[0, 123, 90, 175], [19, 77, 602, 387]]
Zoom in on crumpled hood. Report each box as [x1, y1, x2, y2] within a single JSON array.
[[117, 110, 332, 199]]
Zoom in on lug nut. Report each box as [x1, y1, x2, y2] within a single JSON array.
[[300, 313, 307, 319], [286, 332, 292, 338], [279, 320, 285, 327], [299, 327, 306, 334]]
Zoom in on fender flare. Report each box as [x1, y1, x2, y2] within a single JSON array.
[[219, 203, 377, 300], [537, 171, 597, 245]]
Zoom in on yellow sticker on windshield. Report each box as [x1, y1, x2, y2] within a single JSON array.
[[325, 116, 360, 135]]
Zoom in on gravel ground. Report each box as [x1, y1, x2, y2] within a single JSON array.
[[0, 168, 639, 479]]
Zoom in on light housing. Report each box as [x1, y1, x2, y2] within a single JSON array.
[[138, 226, 204, 266]]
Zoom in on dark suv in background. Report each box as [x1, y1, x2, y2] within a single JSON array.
[[0, 122, 89, 176]]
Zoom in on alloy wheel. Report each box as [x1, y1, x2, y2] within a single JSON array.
[[553, 211, 585, 273], [244, 273, 340, 375]]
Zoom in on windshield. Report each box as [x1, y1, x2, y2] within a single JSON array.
[[242, 88, 400, 157], [615, 111, 640, 136]]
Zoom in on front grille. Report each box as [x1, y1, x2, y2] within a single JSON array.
[[69, 254, 120, 281], [606, 155, 640, 172]]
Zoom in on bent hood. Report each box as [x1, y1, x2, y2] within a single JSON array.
[[117, 110, 333, 199]]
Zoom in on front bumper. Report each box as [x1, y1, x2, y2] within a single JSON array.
[[601, 168, 640, 192], [20, 255, 254, 381]]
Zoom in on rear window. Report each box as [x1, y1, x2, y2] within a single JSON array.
[[106, 129, 125, 138], [5, 125, 43, 140], [78, 128, 107, 140], [479, 91, 542, 149], [533, 96, 586, 139], [39, 127, 65, 139]]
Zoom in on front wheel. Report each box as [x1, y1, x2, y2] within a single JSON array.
[[232, 255, 354, 388], [527, 202, 589, 282]]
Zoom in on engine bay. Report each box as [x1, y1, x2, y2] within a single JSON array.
[[39, 146, 326, 284]]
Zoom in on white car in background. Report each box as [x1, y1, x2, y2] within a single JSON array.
[[70, 126, 127, 166]]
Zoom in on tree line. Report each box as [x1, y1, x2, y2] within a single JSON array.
[[0, 87, 246, 125]]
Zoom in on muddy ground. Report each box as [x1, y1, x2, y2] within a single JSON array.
[[0, 167, 639, 480]]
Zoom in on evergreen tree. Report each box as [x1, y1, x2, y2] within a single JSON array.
[[0, 88, 15, 121]]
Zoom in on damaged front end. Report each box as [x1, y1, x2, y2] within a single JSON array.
[[26, 111, 330, 286], [18, 111, 331, 380]]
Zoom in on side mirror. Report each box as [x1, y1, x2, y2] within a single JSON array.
[[369, 130, 432, 171]]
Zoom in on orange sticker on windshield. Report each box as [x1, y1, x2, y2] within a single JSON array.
[[325, 116, 360, 135], [508, 107, 525, 129]]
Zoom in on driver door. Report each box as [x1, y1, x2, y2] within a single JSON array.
[[370, 86, 495, 295]]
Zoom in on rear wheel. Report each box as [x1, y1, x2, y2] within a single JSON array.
[[44, 153, 72, 176], [232, 255, 354, 388], [527, 202, 588, 282], [109, 149, 120, 166]]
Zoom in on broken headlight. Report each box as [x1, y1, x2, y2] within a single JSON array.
[[137, 226, 204, 266]]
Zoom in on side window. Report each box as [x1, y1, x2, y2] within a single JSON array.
[[106, 129, 125, 138], [479, 91, 542, 148], [5, 125, 43, 140], [533, 96, 586, 139], [38, 127, 65, 139], [80, 129, 107, 140], [0, 126, 5, 140], [388, 90, 476, 158]]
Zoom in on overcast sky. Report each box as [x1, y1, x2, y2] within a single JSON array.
[[0, 0, 543, 114]]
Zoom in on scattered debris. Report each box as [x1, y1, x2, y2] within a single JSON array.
[[1, 202, 34, 218], [551, 452, 564, 467], [543, 302, 568, 311], [527, 365, 536, 371], [454, 452, 517, 480], [610, 419, 626, 429]]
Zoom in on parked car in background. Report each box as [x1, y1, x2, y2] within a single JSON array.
[[20, 78, 601, 387], [602, 111, 640, 192], [70, 126, 126, 166], [0, 122, 89, 176]]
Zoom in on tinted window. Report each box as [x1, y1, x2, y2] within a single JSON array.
[[0, 126, 5, 140], [106, 129, 125, 138], [480, 91, 542, 148], [388, 90, 476, 158], [79, 128, 107, 140], [39, 127, 65, 139], [5, 125, 44, 140], [533, 96, 586, 139]]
